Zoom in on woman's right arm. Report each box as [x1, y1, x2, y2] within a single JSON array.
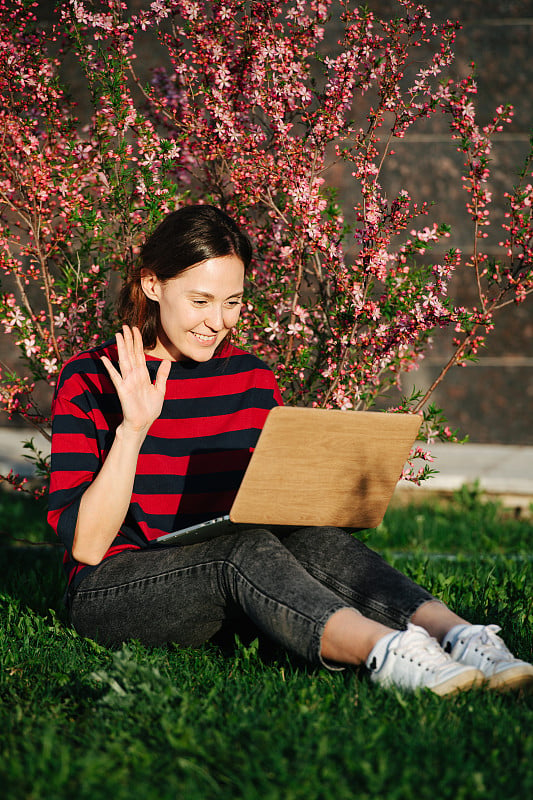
[[71, 326, 171, 565]]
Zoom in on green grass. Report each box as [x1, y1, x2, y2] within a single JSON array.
[[0, 488, 532, 800]]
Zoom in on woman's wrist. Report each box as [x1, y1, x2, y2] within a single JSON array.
[[115, 420, 150, 446]]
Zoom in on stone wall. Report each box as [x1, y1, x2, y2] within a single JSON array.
[[2, 1, 532, 442]]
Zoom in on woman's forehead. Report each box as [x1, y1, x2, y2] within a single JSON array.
[[167, 255, 245, 289]]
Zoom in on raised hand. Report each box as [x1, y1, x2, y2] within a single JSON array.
[[100, 325, 171, 435]]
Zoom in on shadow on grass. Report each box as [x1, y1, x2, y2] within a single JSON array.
[[0, 545, 66, 620], [0, 488, 67, 618]]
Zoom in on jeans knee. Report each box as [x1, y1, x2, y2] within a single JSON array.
[[228, 527, 281, 561], [283, 525, 356, 557]]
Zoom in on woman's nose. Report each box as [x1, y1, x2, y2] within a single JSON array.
[[205, 305, 224, 330]]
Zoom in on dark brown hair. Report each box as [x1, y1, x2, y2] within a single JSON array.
[[117, 204, 253, 349]]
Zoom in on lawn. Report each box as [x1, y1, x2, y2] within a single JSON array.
[[0, 488, 532, 800]]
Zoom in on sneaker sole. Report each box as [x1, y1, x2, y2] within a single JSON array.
[[487, 666, 533, 693], [430, 668, 485, 697]]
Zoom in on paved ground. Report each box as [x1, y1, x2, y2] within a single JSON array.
[[2, 427, 533, 512], [394, 442, 533, 513], [1, 428, 51, 479]]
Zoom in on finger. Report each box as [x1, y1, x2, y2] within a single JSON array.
[[115, 330, 132, 375], [154, 358, 171, 396], [100, 355, 123, 390], [131, 326, 147, 367], [122, 324, 136, 360], [123, 325, 145, 372]]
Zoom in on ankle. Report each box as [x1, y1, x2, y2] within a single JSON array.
[[410, 601, 470, 644], [320, 608, 395, 665]]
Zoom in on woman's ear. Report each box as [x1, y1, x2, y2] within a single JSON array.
[[140, 269, 160, 303]]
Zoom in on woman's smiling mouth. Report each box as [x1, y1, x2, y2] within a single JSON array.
[[191, 331, 217, 343]]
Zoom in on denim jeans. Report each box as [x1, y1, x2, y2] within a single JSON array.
[[69, 527, 435, 667]]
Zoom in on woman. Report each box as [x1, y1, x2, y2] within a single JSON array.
[[48, 204, 532, 695]]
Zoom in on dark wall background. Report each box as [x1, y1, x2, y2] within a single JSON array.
[[2, 1, 532, 442]]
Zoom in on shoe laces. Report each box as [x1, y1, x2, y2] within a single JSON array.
[[462, 624, 513, 664], [395, 628, 451, 672]]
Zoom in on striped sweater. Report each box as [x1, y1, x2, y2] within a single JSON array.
[[47, 339, 283, 590]]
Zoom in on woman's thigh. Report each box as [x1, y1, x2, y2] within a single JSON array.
[[69, 534, 249, 647]]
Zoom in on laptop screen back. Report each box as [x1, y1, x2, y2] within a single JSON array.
[[229, 406, 421, 529]]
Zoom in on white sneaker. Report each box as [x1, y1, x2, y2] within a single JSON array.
[[442, 624, 533, 692], [366, 624, 484, 696]]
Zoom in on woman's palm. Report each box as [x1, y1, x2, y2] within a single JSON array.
[[101, 326, 171, 433]]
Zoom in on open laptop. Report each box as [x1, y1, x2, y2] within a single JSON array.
[[155, 406, 422, 546]]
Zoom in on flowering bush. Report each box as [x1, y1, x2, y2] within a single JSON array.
[[0, 0, 532, 494]]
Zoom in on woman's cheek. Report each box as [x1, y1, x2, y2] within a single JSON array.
[[226, 309, 242, 328]]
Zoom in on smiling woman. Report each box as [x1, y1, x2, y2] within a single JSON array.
[[46, 204, 533, 697], [140, 255, 245, 363]]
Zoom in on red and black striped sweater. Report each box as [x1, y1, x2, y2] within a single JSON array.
[[48, 339, 282, 590]]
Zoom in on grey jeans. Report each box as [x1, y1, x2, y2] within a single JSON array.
[[69, 527, 435, 667]]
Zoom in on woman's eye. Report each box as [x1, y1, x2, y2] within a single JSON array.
[[191, 298, 241, 308]]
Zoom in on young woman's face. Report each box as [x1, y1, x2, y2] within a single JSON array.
[[141, 255, 245, 362]]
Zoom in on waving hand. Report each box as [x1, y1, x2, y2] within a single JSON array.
[[100, 325, 171, 434]]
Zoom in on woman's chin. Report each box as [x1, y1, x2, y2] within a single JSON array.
[[180, 341, 219, 362], [190, 349, 217, 362]]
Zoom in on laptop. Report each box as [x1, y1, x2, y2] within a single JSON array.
[[155, 405, 422, 546]]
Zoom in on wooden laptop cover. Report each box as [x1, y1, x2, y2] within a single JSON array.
[[230, 406, 422, 529]]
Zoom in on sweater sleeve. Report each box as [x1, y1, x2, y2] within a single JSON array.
[[47, 344, 122, 560], [47, 390, 104, 560]]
